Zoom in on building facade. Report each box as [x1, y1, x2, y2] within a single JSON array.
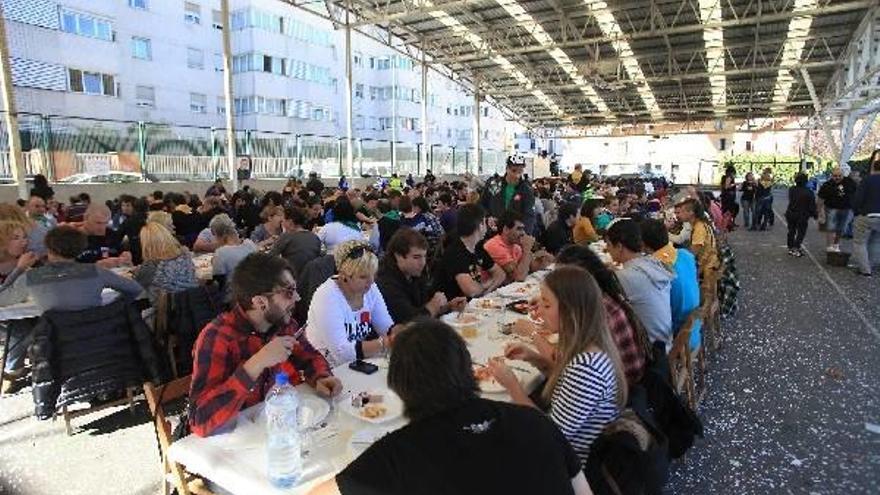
[[2, 0, 516, 170]]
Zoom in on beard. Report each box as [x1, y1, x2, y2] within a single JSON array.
[[265, 301, 292, 327]]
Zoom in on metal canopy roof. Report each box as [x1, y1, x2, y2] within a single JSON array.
[[321, 0, 874, 128]]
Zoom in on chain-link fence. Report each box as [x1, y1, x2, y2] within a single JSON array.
[[0, 113, 510, 182]]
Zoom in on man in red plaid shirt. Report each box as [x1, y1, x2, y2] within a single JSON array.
[[189, 253, 342, 437]]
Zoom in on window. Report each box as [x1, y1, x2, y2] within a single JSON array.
[[60, 9, 113, 41], [187, 47, 205, 69], [354, 83, 364, 99], [131, 37, 152, 60], [68, 68, 116, 96], [129, 0, 148, 9], [212, 10, 223, 30], [213, 53, 224, 72], [353, 52, 363, 68], [184, 2, 201, 25], [217, 97, 226, 115], [135, 85, 155, 107], [190, 93, 207, 113], [354, 115, 364, 130], [262, 55, 284, 75]]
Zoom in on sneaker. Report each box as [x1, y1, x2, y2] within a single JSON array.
[[788, 249, 797, 256], [796, 249, 805, 257], [827, 244, 841, 253]]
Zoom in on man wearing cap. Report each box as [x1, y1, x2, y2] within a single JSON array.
[[481, 156, 537, 234]]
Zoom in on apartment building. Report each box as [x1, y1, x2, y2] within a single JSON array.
[[2, 0, 516, 152]]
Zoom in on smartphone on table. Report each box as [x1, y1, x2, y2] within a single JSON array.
[[349, 360, 379, 375]]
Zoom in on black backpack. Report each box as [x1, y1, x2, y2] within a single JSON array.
[[638, 343, 704, 458], [585, 408, 670, 495]]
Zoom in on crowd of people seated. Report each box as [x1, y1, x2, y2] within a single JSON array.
[[0, 162, 738, 493]]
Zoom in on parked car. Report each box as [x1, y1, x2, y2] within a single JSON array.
[[58, 172, 150, 184]]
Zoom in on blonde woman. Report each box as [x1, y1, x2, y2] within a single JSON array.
[[489, 265, 626, 466], [305, 240, 397, 366], [147, 211, 175, 234], [0, 203, 48, 257], [250, 205, 283, 244], [133, 222, 198, 302], [0, 221, 39, 390]]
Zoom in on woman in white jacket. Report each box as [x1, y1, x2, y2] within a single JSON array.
[[305, 240, 397, 366]]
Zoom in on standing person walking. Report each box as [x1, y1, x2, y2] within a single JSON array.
[[740, 172, 757, 230], [817, 167, 857, 253], [720, 165, 739, 230], [785, 173, 818, 257], [752, 169, 774, 231], [851, 150, 880, 276]]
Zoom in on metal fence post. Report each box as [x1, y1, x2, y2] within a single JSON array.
[[451, 146, 456, 174], [39, 115, 53, 181], [137, 121, 147, 180], [357, 138, 363, 177], [295, 134, 302, 178], [416, 143, 421, 177], [210, 126, 218, 180], [465, 150, 469, 174], [390, 140, 395, 176], [337, 138, 343, 177]]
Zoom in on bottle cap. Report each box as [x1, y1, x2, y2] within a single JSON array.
[[274, 372, 289, 385]]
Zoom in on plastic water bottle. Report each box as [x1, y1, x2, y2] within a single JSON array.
[[266, 372, 303, 488]]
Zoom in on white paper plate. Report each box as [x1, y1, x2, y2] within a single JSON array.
[[470, 298, 503, 311], [441, 312, 484, 328], [341, 392, 403, 424]]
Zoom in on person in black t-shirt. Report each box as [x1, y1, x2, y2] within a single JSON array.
[[75, 204, 130, 267], [431, 204, 506, 300], [309, 319, 591, 495]]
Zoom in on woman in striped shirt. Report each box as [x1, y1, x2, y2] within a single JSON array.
[[489, 265, 627, 465]]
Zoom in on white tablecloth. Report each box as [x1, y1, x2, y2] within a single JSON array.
[[0, 289, 123, 322], [168, 272, 550, 495]]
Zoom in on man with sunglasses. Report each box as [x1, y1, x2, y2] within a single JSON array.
[[189, 253, 342, 437], [483, 210, 553, 284]]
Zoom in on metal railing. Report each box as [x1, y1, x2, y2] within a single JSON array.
[[0, 112, 509, 181]]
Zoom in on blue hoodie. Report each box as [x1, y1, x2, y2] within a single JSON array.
[[670, 249, 702, 351]]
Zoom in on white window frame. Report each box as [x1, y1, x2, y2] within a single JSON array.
[[68, 68, 117, 97], [59, 9, 114, 41], [189, 92, 207, 113], [187, 47, 205, 69], [184, 2, 201, 25], [212, 9, 223, 30], [131, 37, 152, 60], [135, 85, 155, 107]]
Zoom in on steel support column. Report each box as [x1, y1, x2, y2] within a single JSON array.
[[220, 0, 238, 191], [473, 87, 482, 174], [344, 10, 355, 178], [420, 47, 429, 179]]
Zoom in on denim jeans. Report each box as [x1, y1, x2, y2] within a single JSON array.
[[2, 319, 34, 372], [852, 215, 880, 274], [741, 200, 754, 229]]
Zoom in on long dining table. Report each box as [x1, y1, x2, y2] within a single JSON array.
[[167, 270, 552, 495]]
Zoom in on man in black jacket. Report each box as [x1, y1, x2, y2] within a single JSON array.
[[376, 228, 466, 323], [817, 166, 857, 252], [481, 157, 536, 234]]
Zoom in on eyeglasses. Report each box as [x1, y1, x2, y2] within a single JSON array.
[[346, 244, 375, 260], [265, 283, 297, 299]]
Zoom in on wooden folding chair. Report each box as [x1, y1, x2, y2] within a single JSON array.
[[58, 387, 138, 436], [668, 309, 703, 411], [143, 377, 214, 495], [699, 268, 722, 351]]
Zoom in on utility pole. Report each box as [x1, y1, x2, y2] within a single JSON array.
[[0, 9, 26, 199]]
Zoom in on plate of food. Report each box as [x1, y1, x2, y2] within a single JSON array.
[[505, 299, 531, 315], [441, 313, 483, 341], [473, 364, 506, 394], [472, 298, 503, 310], [496, 282, 538, 299], [341, 391, 403, 424]]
